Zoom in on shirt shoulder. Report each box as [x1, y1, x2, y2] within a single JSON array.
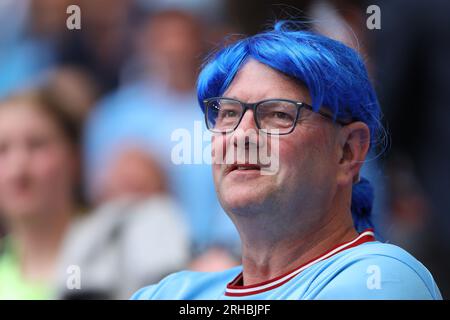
[[130, 267, 242, 300], [312, 242, 442, 300]]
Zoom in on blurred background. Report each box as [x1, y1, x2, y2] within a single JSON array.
[[0, 0, 449, 299]]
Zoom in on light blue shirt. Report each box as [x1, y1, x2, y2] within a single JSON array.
[[131, 230, 442, 300]]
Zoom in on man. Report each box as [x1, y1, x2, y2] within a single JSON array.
[[132, 21, 442, 299]]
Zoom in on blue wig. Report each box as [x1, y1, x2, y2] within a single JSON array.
[[197, 21, 383, 232]]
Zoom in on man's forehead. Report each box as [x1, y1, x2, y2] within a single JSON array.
[[223, 59, 312, 105]]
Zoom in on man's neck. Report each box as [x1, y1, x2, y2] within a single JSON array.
[[237, 208, 358, 286]]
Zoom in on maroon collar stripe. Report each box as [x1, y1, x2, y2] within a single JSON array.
[[225, 229, 376, 297]]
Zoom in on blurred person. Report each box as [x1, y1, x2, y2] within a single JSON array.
[[59, 0, 137, 93], [44, 65, 100, 119], [124, 9, 204, 90], [98, 146, 167, 203], [135, 0, 224, 18], [225, 0, 312, 35], [14, 0, 137, 95], [0, 0, 107, 99], [308, 0, 369, 51], [372, 0, 450, 297], [55, 146, 190, 299], [132, 21, 441, 300], [307, 0, 390, 236], [85, 10, 241, 264], [29, 0, 73, 39], [0, 87, 82, 299], [0, 0, 55, 98]]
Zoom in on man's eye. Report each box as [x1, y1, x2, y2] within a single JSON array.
[[220, 109, 238, 118], [271, 112, 292, 120]]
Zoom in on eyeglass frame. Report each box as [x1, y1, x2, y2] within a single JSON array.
[[203, 97, 352, 135]]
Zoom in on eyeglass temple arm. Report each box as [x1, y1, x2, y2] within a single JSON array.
[[301, 103, 352, 125]]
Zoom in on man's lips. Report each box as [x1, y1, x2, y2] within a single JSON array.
[[224, 163, 263, 174]]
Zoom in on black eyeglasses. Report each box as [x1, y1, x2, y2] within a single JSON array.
[[203, 97, 351, 135]]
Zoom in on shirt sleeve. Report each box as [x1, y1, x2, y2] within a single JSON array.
[[130, 284, 158, 300], [129, 271, 190, 300], [314, 255, 442, 300]]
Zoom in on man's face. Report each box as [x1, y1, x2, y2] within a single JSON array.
[[211, 59, 341, 218]]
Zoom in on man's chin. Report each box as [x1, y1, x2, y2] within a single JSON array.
[[221, 168, 270, 184], [219, 186, 269, 213]]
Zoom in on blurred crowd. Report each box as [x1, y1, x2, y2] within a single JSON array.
[[0, 0, 449, 299]]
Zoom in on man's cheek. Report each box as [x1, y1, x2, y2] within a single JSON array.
[[211, 135, 227, 165], [278, 144, 308, 179], [261, 134, 280, 176]]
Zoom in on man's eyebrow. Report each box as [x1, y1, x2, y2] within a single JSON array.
[[221, 96, 297, 102], [222, 95, 238, 100]]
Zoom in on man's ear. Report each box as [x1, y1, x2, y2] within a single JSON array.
[[336, 121, 370, 186]]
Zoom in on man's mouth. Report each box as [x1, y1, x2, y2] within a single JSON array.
[[225, 163, 262, 174]]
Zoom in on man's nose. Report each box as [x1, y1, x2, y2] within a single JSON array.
[[236, 109, 259, 133], [232, 110, 260, 149]]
